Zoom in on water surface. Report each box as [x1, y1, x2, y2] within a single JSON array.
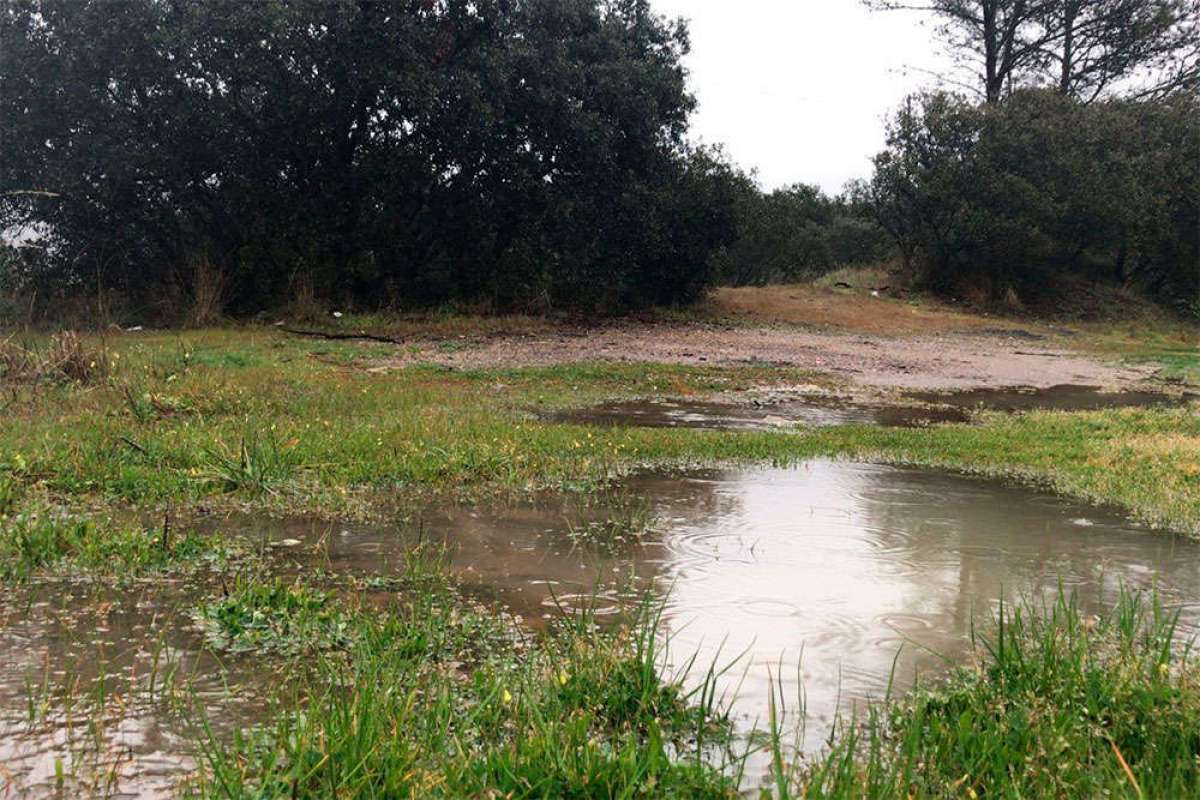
[[244, 462, 1200, 751], [546, 384, 1192, 431]]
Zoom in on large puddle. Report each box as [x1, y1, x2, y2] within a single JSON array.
[[4, 461, 1199, 793], [547, 384, 1192, 431], [225, 463, 1200, 746]]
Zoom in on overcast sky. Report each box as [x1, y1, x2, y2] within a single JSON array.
[[650, 1, 956, 194]]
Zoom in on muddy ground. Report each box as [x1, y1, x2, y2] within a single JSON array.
[[378, 322, 1155, 391]]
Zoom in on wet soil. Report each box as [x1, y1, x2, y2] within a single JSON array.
[[545, 384, 1193, 432], [908, 383, 1198, 413], [546, 396, 968, 430], [374, 322, 1157, 391]]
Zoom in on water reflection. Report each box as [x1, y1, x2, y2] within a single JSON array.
[[246, 461, 1200, 753], [634, 464, 1200, 752]]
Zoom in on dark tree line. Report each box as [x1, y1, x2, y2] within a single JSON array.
[[1, 0, 742, 319], [711, 182, 892, 287]]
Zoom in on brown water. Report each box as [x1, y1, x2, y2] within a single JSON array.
[[4, 462, 1200, 793], [546, 397, 968, 430], [546, 385, 1191, 432], [908, 383, 1197, 414], [0, 583, 268, 798], [230, 463, 1200, 749]]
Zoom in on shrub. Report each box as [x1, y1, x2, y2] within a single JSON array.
[[862, 89, 1199, 310]]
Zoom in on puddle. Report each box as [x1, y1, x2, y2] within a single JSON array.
[[545, 384, 1192, 432], [907, 383, 1195, 413], [5, 462, 1200, 792], [545, 397, 967, 430], [227, 463, 1200, 755], [0, 583, 268, 798]]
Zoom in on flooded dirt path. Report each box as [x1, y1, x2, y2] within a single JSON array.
[[546, 384, 1194, 431]]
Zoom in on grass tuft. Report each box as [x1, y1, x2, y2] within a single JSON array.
[[0, 331, 111, 384], [787, 588, 1200, 798]]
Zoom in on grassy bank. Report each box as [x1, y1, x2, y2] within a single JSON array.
[[190, 571, 744, 798], [788, 589, 1200, 798], [0, 327, 1198, 531], [186, 575, 1200, 799]]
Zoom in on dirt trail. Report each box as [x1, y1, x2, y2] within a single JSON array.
[[384, 322, 1154, 391]]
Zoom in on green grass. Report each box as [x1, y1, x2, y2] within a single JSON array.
[[787, 588, 1200, 798], [1, 327, 1197, 531], [193, 578, 354, 654], [2, 323, 1200, 796], [186, 573, 1200, 798], [190, 579, 743, 799], [0, 502, 253, 581]]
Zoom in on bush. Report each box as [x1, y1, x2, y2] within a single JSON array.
[[861, 89, 1200, 310], [712, 182, 893, 286]]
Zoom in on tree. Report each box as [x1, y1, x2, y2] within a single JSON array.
[[862, 88, 1200, 309], [864, 0, 1199, 102], [711, 182, 893, 286], [0, 0, 735, 319], [1035, 0, 1200, 100], [864, 0, 1056, 103]]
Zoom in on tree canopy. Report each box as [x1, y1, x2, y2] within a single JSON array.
[[0, 0, 740, 318], [864, 0, 1199, 102]]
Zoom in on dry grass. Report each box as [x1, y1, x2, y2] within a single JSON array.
[[186, 255, 227, 327], [707, 283, 1011, 336], [0, 331, 110, 384]]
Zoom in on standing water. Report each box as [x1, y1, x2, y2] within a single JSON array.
[[3, 461, 1199, 794], [245, 462, 1200, 751]]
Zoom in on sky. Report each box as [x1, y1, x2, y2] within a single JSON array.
[[649, 1, 956, 194]]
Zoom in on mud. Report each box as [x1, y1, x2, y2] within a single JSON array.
[[375, 322, 1157, 390]]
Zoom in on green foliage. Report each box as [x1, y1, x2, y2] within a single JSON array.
[[200, 432, 300, 495], [0, 0, 738, 317], [0, 504, 239, 580], [713, 182, 892, 286], [193, 579, 352, 654], [193, 597, 740, 799], [863, 89, 1200, 310]]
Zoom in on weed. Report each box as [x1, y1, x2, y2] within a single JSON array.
[[193, 579, 352, 654], [0, 504, 249, 580], [0, 472, 20, 515], [191, 592, 742, 799], [565, 491, 659, 548], [0, 331, 111, 384], [201, 432, 298, 495]]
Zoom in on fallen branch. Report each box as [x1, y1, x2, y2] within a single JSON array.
[[278, 326, 403, 345]]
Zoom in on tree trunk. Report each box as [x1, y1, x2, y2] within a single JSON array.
[[984, 1, 1003, 103], [1059, 2, 1077, 93]]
